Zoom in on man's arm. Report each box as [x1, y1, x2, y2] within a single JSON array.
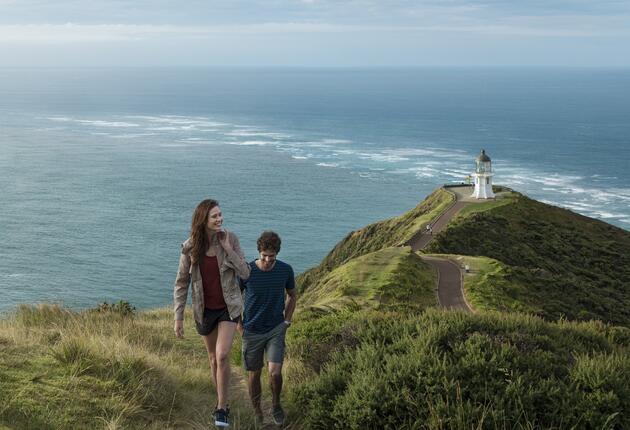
[[284, 287, 297, 323]]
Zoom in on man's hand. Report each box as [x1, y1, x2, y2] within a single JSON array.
[[174, 320, 184, 338], [237, 320, 244, 336]]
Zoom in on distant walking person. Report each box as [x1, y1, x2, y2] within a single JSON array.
[[173, 199, 250, 428], [239, 231, 297, 426]]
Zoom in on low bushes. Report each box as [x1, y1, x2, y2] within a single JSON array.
[[288, 309, 629, 429]]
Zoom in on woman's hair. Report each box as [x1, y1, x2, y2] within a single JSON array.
[[257, 231, 281, 253], [190, 199, 219, 265]]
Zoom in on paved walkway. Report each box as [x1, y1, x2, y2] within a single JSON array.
[[409, 186, 474, 312], [407, 201, 469, 250], [421, 256, 470, 310]]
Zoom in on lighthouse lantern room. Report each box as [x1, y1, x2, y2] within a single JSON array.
[[471, 149, 495, 199]]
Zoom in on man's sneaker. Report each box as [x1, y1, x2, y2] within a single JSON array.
[[214, 408, 230, 427], [271, 405, 285, 426]]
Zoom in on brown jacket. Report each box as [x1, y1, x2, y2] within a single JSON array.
[[173, 230, 250, 323]]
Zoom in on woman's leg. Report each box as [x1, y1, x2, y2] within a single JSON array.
[[213, 321, 237, 409], [201, 329, 220, 389]]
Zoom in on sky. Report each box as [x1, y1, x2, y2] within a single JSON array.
[[0, 0, 629, 67]]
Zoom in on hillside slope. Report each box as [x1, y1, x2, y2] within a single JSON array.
[[0, 304, 256, 429], [425, 192, 630, 325], [287, 309, 630, 429], [297, 187, 453, 293], [298, 246, 436, 313]]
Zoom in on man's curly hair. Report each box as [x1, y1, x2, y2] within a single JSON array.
[[257, 231, 281, 253]]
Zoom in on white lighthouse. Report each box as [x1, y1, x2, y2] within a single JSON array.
[[471, 149, 495, 199]]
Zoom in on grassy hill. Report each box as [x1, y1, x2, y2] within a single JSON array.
[[428, 254, 543, 315], [425, 192, 630, 326], [297, 187, 453, 293], [298, 246, 436, 313], [299, 187, 630, 326]]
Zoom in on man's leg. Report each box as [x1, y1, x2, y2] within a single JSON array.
[[266, 323, 287, 425], [248, 369, 263, 417], [243, 330, 266, 419], [268, 362, 283, 408]]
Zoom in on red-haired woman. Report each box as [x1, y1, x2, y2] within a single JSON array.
[[173, 199, 250, 428]]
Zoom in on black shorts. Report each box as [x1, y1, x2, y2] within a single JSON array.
[[195, 307, 237, 336]]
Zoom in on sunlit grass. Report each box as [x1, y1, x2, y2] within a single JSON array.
[[299, 246, 436, 312], [298, 187, 453, 294], [0, 304, 256, 429]]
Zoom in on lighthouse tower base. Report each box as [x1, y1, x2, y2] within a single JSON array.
[[472, 174, 495, 199]]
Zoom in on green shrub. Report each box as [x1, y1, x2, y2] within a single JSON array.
[[90, 300, 137, 317], [289, 309, 629, 429]]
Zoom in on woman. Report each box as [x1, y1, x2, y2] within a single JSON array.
[[173, 199, 250, 428]]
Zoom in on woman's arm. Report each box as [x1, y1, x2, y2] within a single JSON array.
[[173, 248, 191, 323], [220, 231, 251, 280]]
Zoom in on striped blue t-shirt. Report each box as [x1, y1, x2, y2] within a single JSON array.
[[240, 260, 295, 334]]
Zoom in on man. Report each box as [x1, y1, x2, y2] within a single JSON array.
[[239, 231, 297, 426]]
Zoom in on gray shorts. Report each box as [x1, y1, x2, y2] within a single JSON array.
[[242, 322, 287, 371]]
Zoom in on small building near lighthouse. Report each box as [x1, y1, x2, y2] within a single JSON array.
[[471, 149, 495, 199]]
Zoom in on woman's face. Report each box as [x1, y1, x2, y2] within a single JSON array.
[[206, 206, 223, 232]]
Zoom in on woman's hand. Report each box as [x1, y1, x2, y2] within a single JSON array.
[[218, 230, 233, 253], [174, 320, 184, 338]]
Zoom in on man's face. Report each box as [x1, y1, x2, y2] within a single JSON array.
[[259, 249, 277, 271]]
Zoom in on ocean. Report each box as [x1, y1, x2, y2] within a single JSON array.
[[1, 67, 629, 313]]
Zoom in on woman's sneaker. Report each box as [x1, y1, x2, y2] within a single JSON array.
[[271, 405, 285, 426], [214, 408, 230, 427]]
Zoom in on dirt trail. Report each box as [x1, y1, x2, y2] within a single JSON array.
[[230, 366, 280, 429]]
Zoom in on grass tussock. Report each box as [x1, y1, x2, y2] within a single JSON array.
[[0, 304, 255, 429]]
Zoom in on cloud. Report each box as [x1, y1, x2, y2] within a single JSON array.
[[3, 0, 630, 26], [0, 18, 627, 44], [0, 23, 368, 43]]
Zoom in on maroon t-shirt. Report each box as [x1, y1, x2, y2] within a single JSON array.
[[200, 255, 227, 310]]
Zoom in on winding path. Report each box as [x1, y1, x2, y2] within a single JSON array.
[[408, 186, 473, 312]]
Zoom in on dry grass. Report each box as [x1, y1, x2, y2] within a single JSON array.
[[0, 304, 257, 429]]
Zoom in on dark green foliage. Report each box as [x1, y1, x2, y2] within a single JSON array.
[[289, 310, 629, 429], [91, 300, 137, 317], [425, 194, 630, 326]]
